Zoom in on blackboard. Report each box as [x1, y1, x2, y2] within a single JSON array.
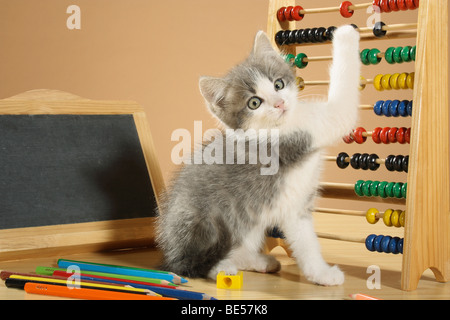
[[0, 114, 157, 229]]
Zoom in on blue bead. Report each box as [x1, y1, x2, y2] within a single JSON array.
[[407, 100, 413, 116], [365, 234, 377, 251], [389, 100, 400, 117], [398, 100, 408, 117], [382, 100, 392, 117], [374, 235, 384, 252], [390, 237, 400, 254], [373, 100, 384, 116], [380, 235, 392, 253], [397, 238, 404, 254]]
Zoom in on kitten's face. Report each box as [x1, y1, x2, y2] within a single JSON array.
[[199, 31, 298, 130]]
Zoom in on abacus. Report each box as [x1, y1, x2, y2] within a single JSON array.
[[266, 0, 449, 291]]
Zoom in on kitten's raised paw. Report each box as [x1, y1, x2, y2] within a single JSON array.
[[332, 25, 360, 43], [305, 265, 345, 286]]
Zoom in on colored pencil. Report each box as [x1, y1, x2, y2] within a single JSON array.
[[36, 266, 177, 287], [57, 259, 188, 284], [1, 270, 67, 281], [53, 270, 216, 300], [24, 282, 170, 300], [349, 293, 382, 300], [8, 275, 163, 297]]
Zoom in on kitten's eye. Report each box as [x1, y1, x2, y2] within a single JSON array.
[[247, 96, 262, 110], [274, 79, 285, 91]]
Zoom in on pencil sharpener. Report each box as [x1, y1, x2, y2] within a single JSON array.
[[216, 271, 243, 289]]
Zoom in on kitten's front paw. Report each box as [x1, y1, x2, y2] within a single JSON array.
[[305, 265, 345, 286], [332, 25, 360, 44]]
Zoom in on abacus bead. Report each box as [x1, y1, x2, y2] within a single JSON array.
[[393, 46, 404, 63], [365, 234, 377, 251], [342, 134, 354, 144], [336, 152, 350, 169], [380, 0, 391, 12], [307, 28, 317, 43], [410, 45, 416, 60], [362, 180, 373, 196], [373, 21, 387, 37], [374, 235, 385, 252], [315, 27, 327, 42], [299, 29, 309, 42], [380, 127, 390, 144], [366, 208, 379, 224], [294, 30, 304, 44], [399, 211, 406, 227], [389, 0, 399, 10], [388, 127, 398, 143], [405, 0, 416, 9], [392, 210, 402, 227], [389, 100, 400, 117], [394, 155, 404, 172], [295, 53, 308, 69], [393, 183, 403, 198], [385, 155, 396, 171], [360, 49, 371, 65], [398, 0, 408, 10], [340, 1, 354, 17], [383, 209, 393, 226], [396, 127, 407, 144], [401, 183, 407, 198], [296, 77, 305, 90], [369, 180, 380, 196], [405, 128, 411, 143], [390, 237, 400, 254], [414, 0, 419, 8], [398, 238, 404, 254], [373, 101, 384, 116], [385, 182, 395, 197], [354, 179, 365, 196], [325, 26, 337, 40], [402, 155, 409, 172], [277, 7, 286, 22], [284, 6, 294, 21], [282, 30, 291, 44], [359, 153, 370, 170], [381, 74, 392, 90], [378, 181, 388, 198], [353, 127, 367, 144], [288, 30, 297, 44], [368, 48, 381, 64], [275, 31, 284, 45], [381, 236, 392, 253], [398, 73, 408, 89], [350, 153, 361, 169], [385, 47, 395, 64], [373, 74, 384, 91], [291, 5, 305, 21], [401, 46, 412, 62], [372, 127, 382, 143], [389, 73, 400, 90], [406, 72, 415, 89], [398, 100, 408, 116], [368, 154, 380, 171], [285, 53, 295, 65]]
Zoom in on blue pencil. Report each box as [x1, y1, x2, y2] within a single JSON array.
[[57, 259, 188, 285]]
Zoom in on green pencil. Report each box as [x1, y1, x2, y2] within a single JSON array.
[[35, 266, 178, 287]]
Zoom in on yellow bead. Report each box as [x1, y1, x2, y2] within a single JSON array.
[[381, 74, 392, 90], [366, 208, 379, 224], [398, 73, 408, 89], [389, 73, 400, 89], [373, 74, 384, 91], [406, 72, 415, 89], [296, 77, 305, 91], [399, 210, 406, 227], [359, 76, 366, 91], [383, 209, 393, 227], [391, 210, 402, 227]]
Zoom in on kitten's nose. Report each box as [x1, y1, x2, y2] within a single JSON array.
[[274, 100, 285, 111]]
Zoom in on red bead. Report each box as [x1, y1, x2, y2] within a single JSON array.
[[414, 0, 419, 7], [397, 0, 408, 10], [380, 127, 390, 144], [340, 1, 354, 18], [405, 0, 416, 9], [388, 127, 398, 143], [405, 128, 411, 143], [372, 127, 382, 144], [372, 0, 381, 10], [380, 0, 391, 12], [396, 127, 407, 144], [284, 6, 294, 21], [291, 5, 304, 21], [343, 134, 354, 144], [277, 7, 286, 22], [353, 127, 367, 144], [389, 0, 399, 11]]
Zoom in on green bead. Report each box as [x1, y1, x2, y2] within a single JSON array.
[[393, 182, 403, 198], [401, 46, 412, 62], [354, 180, 365, 196], [385, 47, 395, 64], [285, 54, 295, 66], [360, 49, 370, 65], [369, 180, 380, 196], [295, 53, 308, 69], [401, 182, 407, 198], [362, 180, 373, 197], [378, 181, 388, 198], [385, 182, 395, 197], [393, 46, 404, 63], [410, 46, 416, 61], [368, 48, 381, 65]]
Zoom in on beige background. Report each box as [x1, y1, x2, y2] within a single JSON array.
[[0, 1, 448, 213]]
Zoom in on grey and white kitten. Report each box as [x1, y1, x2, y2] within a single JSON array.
[[156, 25, 360, 286]]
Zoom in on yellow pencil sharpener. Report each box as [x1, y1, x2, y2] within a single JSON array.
[[216, 271, 243, 289]]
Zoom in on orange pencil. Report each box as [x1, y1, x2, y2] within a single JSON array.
[[24, 282, 175, 300], [349, 293, 382, 300]]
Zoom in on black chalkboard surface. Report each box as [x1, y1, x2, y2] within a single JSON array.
[[0, 114, 157, 229]]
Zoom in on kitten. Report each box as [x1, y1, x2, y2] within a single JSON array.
[[156, 25, 360, 286]]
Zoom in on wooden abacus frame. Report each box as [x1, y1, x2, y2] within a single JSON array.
[[266, 0, 449, 291]]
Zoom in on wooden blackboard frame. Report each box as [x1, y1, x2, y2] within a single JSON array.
[[0, 89, 165, 261]]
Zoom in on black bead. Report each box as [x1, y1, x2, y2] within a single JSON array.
[[288, 30, 297, 44], [325, 26, 337, 41], [373, 21, 387, 38], [315, 27, 327, 42], [336, 152, 349, 169], [307, 28, 318, 42], [350, 23, 359, 30], [294, 29, 303, 44], [368, 153, 380, 171], [282, 30, 291, 44], [299, 29, 309, 43], [385, 155, 395, 171], [394, 155, 404, 172], [275, 30, 284, 45], [402, 155, 409, 173], [359, 153, 370, 170], [350, 153, 361, 169]]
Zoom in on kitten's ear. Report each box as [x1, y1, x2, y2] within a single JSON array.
[[199, 76, 227, 116], [252, 31, 277, 57]]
